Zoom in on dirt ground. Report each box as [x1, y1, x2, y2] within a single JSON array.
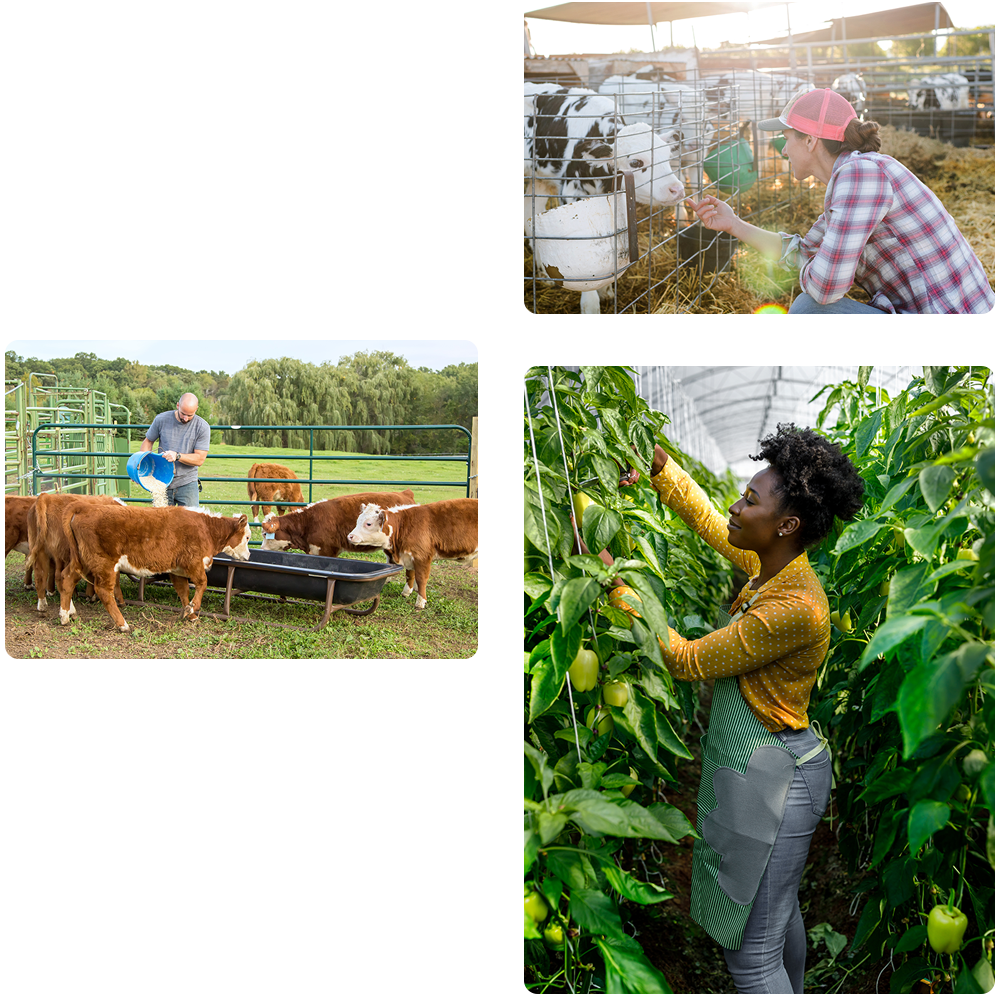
[[3, 553, 478, 659]]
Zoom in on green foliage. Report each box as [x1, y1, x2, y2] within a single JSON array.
[[524, 365, 739, 994], [5, 349, 477, 455], [807, 366, 995, 993]]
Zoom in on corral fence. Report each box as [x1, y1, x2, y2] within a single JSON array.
[[19, 421, 476, 541], [5, 376, 129, 497], [524, 26, 994, 315], [709, 26, 995, 148]]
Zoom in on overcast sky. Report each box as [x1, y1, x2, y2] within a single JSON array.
[[4, 339, 477, 376]]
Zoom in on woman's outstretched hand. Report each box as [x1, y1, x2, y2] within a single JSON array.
[[685, 196, 739, 234], [628, 443, 669, 479]]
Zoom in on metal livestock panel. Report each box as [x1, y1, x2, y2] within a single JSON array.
[[524, 77, 799, 315]]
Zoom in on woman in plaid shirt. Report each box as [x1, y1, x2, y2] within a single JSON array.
[[688, 88, 994, 314]]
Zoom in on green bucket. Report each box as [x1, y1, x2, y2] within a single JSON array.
[[771, 136, 787, 154], [703, 138, 758, 193]]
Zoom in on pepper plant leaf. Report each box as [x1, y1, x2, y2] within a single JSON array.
[[596, 937, 673, 994], [919, 465, 956, 513], [581, 502, 622, 557], [907, 799, 951, 855], [601, 865, 673, 904]]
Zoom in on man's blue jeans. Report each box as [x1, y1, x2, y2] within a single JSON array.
[[723, 727, 833, 993], [166, 480, 200, 507], [789, 292, 884, 314]]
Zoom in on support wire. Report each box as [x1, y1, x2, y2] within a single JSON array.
[[525, 373, 583, 763]]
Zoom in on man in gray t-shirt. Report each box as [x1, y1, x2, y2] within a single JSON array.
[[141, 392, 211, 506]]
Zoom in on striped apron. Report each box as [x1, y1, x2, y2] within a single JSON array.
[[688, 597, 827, 951]]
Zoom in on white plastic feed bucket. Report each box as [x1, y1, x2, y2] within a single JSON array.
[[527, 194, 633, 293]]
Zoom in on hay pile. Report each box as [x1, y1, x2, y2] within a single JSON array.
[[525, 126, 994, 314]]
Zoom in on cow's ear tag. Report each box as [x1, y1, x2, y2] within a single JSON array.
[[264, 533, 275, 540]]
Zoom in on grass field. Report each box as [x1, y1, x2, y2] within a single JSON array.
[[4, 445, 478, 659], [130, 442, 472, 520]]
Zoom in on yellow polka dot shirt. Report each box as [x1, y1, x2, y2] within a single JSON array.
[[609, 457, 830, 732]]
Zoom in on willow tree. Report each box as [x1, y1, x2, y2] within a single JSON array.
[[221, 358, 353, 449], [336, 350, 416, 454]]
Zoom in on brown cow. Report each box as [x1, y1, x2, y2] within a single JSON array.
[[247, 463, 305, 520], [347, 497, 478, 609], [5, 495, 37, 587], [260, 490, 417, 558], [28, 493, 128, 616], [62, 505, 251, 632]]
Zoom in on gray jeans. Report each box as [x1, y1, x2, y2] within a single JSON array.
[[166, 479, 200, 507], [723, 726, 832, 993], [789, 292, 884, 314]]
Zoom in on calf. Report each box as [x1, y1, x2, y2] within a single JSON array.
[[62, 505, 251, 632], [525, 83, 686, 313], [28, 492, 127, 617], [247, 463, 306, 520], [347, 497, 478, 609], [524, 83, 685, 218], [700, 70, 813, 123], [260, 490, 417, 558], [5, 495, 36, 588], [907, 73, 970, 110], [599, 74, 719, 184], [832, 73, 866, 116]]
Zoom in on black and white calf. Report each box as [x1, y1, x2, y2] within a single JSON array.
[[524, 83, 685, 220], [907, 73, 970, 110], [524, 83, 685, 312], [598, 74, 720, 215], [700, 70, 814, 142]]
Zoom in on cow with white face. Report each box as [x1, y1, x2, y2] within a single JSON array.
[[62, 504, 251, 631], [347, 498, 478, 610], [525, 83, 686, 312]]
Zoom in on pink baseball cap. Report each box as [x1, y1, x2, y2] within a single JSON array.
[[757, 88, 857, 141]]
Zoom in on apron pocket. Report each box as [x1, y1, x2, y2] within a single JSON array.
[[701, 744, 797, 906]]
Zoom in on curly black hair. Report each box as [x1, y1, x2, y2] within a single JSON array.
[[750, 424, 865, 547]]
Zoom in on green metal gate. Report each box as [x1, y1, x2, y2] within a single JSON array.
[[29, 422, 475, 504], [5, 377, 129, 496]]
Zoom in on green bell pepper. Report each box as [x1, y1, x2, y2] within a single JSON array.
[[927, 890, 968, 955]]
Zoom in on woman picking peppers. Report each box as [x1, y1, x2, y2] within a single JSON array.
[[588, 425, 865, 993]]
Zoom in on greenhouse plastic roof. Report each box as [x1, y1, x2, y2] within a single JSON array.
[[634, 365, 922, 477]]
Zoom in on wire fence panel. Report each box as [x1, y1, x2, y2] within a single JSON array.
[[525, 71, 803, 315], [524, 27, 993, 315]]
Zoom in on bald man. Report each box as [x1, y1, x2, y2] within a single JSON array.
[[141, 393, 211, 506]]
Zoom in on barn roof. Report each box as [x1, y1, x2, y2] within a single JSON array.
[[751, 3, 955, 45], [523, 2, 787, 26]]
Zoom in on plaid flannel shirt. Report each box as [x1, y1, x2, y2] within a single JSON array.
[[780, 150, 994, 314]]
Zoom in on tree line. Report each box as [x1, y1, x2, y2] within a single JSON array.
[[5, 350, 477, 456]]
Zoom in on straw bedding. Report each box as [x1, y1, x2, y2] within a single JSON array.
[[525, 125, 994, 314]]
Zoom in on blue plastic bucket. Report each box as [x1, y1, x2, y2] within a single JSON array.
[[126, 451, 174, 492]]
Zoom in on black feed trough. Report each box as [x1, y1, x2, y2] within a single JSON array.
[[132, 549, 404, 631]]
